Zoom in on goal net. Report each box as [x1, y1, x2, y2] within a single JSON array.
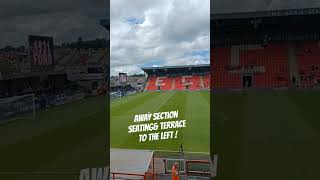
[[0, 94, 36, 124]]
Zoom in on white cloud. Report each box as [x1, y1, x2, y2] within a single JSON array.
[[110, 0, 210, 76], [212, 0, 320, 14]]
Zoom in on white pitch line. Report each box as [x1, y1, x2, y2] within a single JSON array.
[[154, 91, 176, 112]]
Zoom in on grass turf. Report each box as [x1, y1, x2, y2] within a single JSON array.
[[110, 91, 210, 153], [212, 90, 320, 180], [0, 95, 108, 180]]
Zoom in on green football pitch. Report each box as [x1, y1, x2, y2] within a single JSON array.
[[212, 90, 320, 180], [4, 89, 319, 179], [0, 96, 108, 180], [110, 91, 210, 153]]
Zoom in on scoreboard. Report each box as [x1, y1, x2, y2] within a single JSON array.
[[28, 35, 54, 71], [119, 73, 127, 83]]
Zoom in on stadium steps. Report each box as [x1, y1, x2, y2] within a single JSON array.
[[200, 75, 204, 89], [171, 77, 176, 90], [288, 45, 300, 86], [144, 77, 150, 91], [231, 46, 239, 66]]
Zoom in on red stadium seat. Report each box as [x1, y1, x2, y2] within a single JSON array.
[[145, 76, 173, 91], [212, 43, 290, 89], [145, 75, 209, 91], [297, 42, 320, 88]]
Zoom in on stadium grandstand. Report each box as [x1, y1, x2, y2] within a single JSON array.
[[110, 65, 212, 179], [0, 36, 108, 122], [211, 7, 320, 90], [142, 64, 210, 91], [110, 64, 211, 98], [110, 64, 210, 100], [211, 7, 320, 180], [0, 37, 109, 180], [110, 73, 146, 99], [0, 9, 109, 179]]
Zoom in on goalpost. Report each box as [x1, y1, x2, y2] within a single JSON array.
[[0, 94, 36, 124]]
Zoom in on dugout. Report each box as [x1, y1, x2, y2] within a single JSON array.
[[110, 148, 156, 179], [110, 149, 212, 180]]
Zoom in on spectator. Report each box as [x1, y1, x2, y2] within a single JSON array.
[[171, 162, 179, 180]]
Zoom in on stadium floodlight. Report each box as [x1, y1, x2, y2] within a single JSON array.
[[0, 94, 36, 124]]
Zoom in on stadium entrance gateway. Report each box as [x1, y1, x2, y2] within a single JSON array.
[[242, 74, 252, 88]]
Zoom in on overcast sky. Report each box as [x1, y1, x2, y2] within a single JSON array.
[[110, 0, 210, 76], [212, 0, 320, 13], [0, 0, 108, 48], [2, 0, 320, 75]]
